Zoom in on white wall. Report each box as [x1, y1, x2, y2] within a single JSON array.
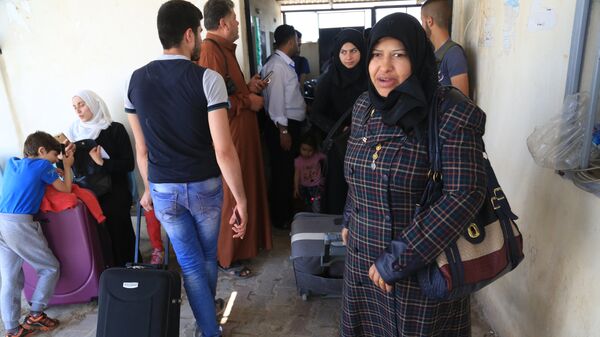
[[0, 0, 255, 166], [453, 1, 600, 336], [232, 0, 252, 77], [0, 52, 22, 166], [0, 0, 170, 160], [249, 0, 282, 68]]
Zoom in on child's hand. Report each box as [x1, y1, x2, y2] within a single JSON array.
[[62, 149, 75, 167], [65, 142, 76, 154], [89, 146, 105, 166], [55, 168, 64, 177]]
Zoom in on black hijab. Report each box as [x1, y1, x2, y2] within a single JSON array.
[[331, 29, 366, 88], [367, 13, 438, 137]]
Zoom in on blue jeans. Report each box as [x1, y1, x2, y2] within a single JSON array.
[[150, 177, 223, 337]]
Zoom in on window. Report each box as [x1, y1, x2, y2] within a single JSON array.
[[285, 12, 320, 42], [562, 0, 600, 194]]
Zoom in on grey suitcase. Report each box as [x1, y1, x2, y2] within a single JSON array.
[[290, 212, 346, 300]]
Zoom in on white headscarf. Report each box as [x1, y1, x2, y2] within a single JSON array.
[[66, 90, 113, 141]]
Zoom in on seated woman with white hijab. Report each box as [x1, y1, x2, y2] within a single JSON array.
[[65, 89, 136, 267]]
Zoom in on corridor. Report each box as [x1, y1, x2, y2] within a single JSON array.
[[0, 225, 495, 337]]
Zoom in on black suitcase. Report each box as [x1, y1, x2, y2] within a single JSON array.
[[96, 204, 181, 337], [290, 212, 346, 300]]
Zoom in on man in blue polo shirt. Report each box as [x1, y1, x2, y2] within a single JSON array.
[[125, 1, 247, 336]]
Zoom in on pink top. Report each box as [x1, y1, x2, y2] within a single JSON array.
[[294, 152, 326, 187]]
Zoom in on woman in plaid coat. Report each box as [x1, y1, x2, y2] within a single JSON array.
[[340, 13, 487, 336]]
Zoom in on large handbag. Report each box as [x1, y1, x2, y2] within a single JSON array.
[[74, 173, 112, 198], [416, 88, 525, 301], [72, 139, 112, 197]]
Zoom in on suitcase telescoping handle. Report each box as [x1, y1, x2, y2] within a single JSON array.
[[134, 202, 170, 267]]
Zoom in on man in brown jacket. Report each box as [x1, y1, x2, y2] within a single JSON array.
[[198, 0, 271, 277]]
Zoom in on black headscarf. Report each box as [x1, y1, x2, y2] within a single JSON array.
[[367, 13, 438, 137], [331, 29, 366, 88]]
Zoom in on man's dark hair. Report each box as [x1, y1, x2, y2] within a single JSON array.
[[203, 0, 235, 31], [295, 30, 302, 39], [23, 131, 61, 158], [274, 24, 296, 48], [157, 0, 203, 49], [421, 0, 452, 30]]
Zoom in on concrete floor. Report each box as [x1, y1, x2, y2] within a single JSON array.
[[2, 223, 497, 337]]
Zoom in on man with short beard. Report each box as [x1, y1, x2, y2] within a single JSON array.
[[198, 0, 272, 278], [260, 24, 306, 229], [421, 0, 470, 97], [125, 1, 247, 336]]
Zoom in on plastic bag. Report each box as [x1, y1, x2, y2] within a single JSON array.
[[527, 93, 589, 170]]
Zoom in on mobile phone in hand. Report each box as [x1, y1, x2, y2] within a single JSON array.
[[263, 71, 274, 84], [55, 133, 68, 144]]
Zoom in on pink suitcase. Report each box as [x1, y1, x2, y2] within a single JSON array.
[[23, 201, 105, 305]]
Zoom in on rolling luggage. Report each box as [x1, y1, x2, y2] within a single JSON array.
[[96, 203, 181, 337], [23, 201, 105, 305], [290, 212, 346, 300]]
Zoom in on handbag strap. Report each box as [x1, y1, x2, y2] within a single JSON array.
[[321, 105, 355, 152], [428, 87, 465, 178], [428, 87, 518, 220]]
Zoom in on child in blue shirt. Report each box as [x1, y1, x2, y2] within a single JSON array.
[[0, 131, 74, 337]]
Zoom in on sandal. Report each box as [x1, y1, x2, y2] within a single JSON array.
[[215, 298, 226, 317], [218, 264, 253, 278]]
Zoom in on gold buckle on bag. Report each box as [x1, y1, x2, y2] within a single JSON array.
[[493, 187, 505, 200], [491, 196, 501, 210], [490, 188, 505, 210], [467, 223, 481, 239]]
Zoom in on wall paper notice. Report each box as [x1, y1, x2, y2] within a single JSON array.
[[503, 4, 519, 51], [479, 14, 496, 48], [5, 0, 31, 30], [528, 0, 557, 31]]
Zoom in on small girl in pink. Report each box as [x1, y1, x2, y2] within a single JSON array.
[[294, 133, 327, 213]]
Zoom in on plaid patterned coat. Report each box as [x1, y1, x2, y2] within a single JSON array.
[[341, 87, 487, 337]]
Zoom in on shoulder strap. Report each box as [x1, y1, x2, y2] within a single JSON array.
[[322, 105, 355, 152], [435, 40, 460, 63], [428, 87, 469, 174], [204, 38, 230, 76]]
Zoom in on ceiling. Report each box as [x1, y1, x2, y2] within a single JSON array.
[[276, 0, 422, 6]]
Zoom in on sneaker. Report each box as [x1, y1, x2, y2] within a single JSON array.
[[22, 312, 59, 331], [150, 248, 165, 265], [5, 325, 34, 337]]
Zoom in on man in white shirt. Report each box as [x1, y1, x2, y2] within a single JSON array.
[[260, 24, 306, 228]]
